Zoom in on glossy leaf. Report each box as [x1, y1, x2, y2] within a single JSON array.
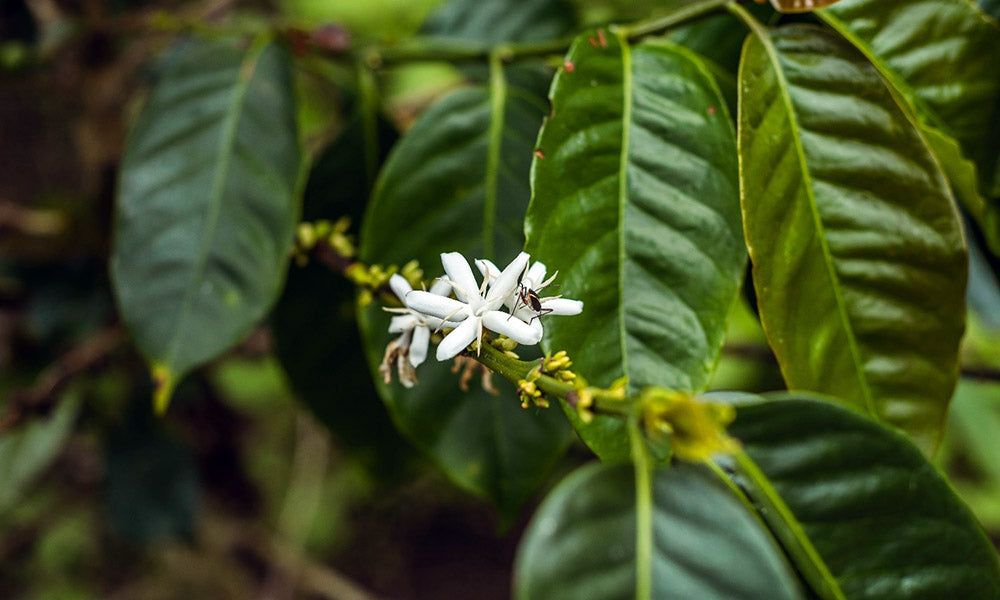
[[112, 39, 302, 411], [719, 394, 1000, 600], [525, 33, 744, 460], [515, 462, 804, 600], [738, 25, 966, 452], [819, 0, 1000, 173], [358, 85, 571, 519]]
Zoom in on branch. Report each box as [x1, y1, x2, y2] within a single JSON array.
[[343, 0, 733, 67], [1, 325, 124, 433]]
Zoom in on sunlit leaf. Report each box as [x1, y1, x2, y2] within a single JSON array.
[[819, 0, 1000, 242], [738, 25, 966, 452]]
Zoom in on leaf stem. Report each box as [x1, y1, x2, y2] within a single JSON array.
[[629, 417, 654, 600], [471, 343, 633, 416], [361, 0, 731, 67]]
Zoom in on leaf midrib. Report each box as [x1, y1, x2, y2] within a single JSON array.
[[616, 29, 633, 391], [483, 51, 509, 259], [163, 41, 267, 371], [742, 16, 878, 421]]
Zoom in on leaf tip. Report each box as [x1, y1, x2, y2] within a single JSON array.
[[151, 363, 175, 416]]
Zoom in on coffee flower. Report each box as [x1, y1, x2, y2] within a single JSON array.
[[477, 258, 583, 322], [379, 273, 456, 387], [406, 252, 549, 361]]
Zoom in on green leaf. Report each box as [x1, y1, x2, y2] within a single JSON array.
[[819, 0, 1000, 177], [421, 0, 576, 47], [525, 32, 745, 461], [0, 391, 80, 513], [737, 24, 966, 452], [719, 394, 1000, 600], [358, 84, 572, 519], [514, 461, 805, 600], [818, 0, 1000, 262], [111, 38, 302, 412]]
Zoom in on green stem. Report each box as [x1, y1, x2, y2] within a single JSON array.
[[362, 0, 730, 66], [731, 450, 847, 600], [472, 343, 632, 416], [618, 0, 733, 38], [629, 417, 653, 600]]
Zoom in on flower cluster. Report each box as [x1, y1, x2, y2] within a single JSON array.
[[380, 251, 582, 387]]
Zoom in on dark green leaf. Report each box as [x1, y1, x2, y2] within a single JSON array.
[[358, 85, 571, 519], [737, 25, 966, 452], [719, 394, 1000, 600], [525, 32, 744, 461], [112, 38, 302, 411], [515, 462, 804, 600]]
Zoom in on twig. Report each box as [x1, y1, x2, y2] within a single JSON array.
[[0, 201, 66, 237], [1, 325, 124, 433]]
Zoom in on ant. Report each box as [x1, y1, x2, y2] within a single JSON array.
[[511, 283, 554, 323]]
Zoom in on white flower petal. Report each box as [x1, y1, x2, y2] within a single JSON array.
[[441, 252, 480, 302], [482, 310, 543, 345], [406, 290, 468, 321], [436, 317, 478, 361], [541, 298, 583, 316], [425, 316, 462, 330], [525, 261, 546, 288], [428, 276, 452, 297], [389, 274, 413, 301], [409, 325, 430, 367], [388, 314, 419, 333], [475, 259, 501, 281], [487, 251, 530, 305]]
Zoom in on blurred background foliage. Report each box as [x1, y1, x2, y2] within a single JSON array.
[[1, 0, 999, 598]]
